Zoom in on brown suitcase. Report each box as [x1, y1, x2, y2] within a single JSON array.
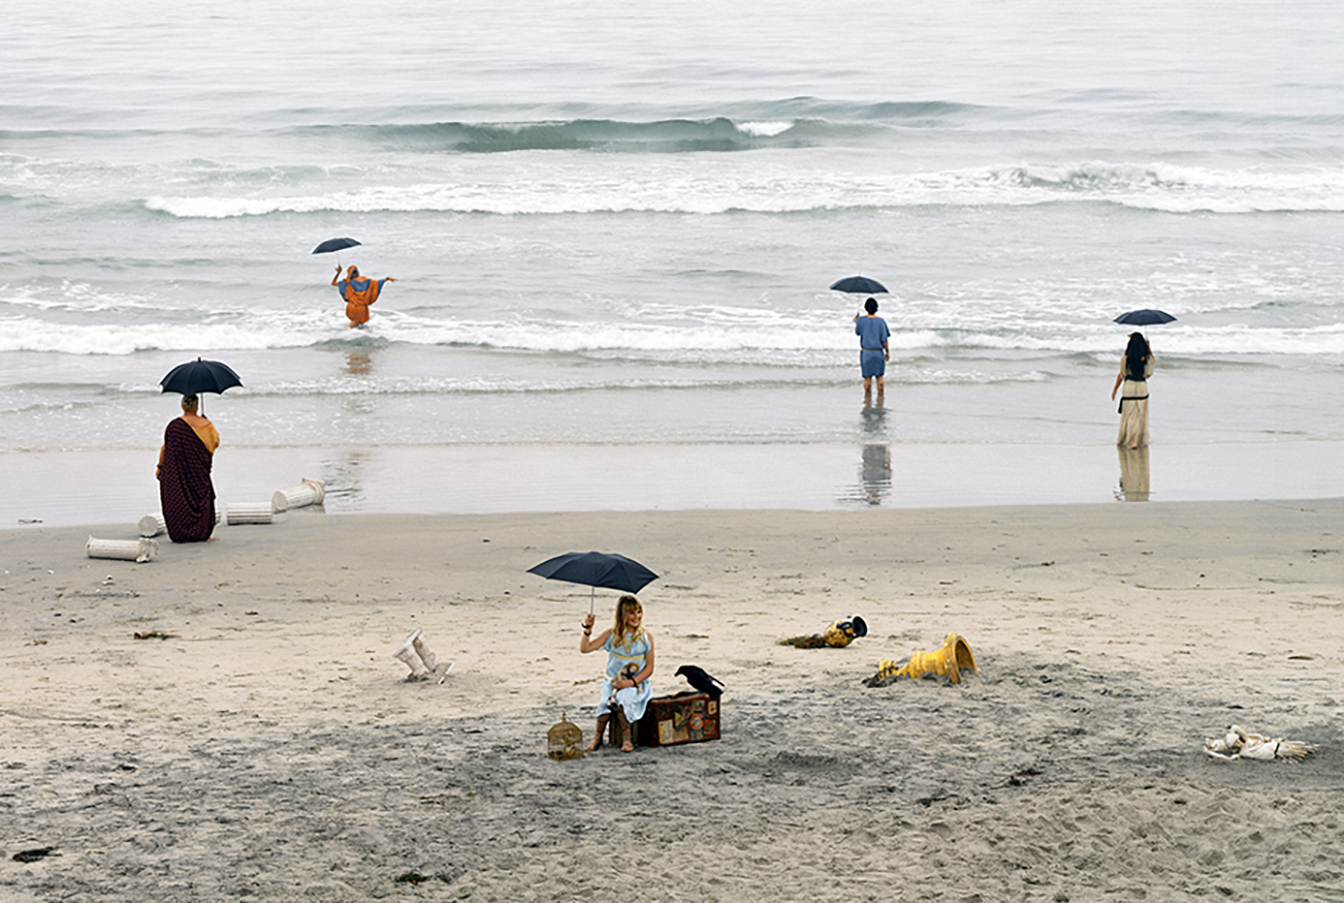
[[637, 691, 721, 747]]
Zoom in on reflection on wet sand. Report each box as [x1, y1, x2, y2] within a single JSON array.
[[343, 351, 375, 414], [842, 396, 892, 506], [321, 450, 374, 509], [857, 444, 892, 505], [1116, 446, 1151, 501]]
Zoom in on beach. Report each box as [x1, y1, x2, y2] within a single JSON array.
[[4, 501, 1342, 901], [6, 0, 1344, 897]]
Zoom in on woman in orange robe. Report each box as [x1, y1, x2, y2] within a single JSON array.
[[332, 264, 396, 328], [156, 395, 220, 542]]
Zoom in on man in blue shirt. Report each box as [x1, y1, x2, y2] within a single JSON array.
[[853, 297, 890, 396]]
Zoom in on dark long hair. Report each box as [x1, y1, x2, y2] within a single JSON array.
[[1124, 333, 1150, 380]]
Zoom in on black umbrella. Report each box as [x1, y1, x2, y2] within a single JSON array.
[[160, 357, 242, 415], [830, 275, 889, 295], [528, 551, 659, 614], [1114, 309, 1176, 326], [312, 237, 362, 255]]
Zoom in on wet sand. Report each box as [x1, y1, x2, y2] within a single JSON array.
[[6, 438, 1344, 529]]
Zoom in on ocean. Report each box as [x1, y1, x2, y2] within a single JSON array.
[[4, 0, 1343, 526]]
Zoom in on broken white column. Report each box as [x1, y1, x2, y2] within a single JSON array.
[[226, 502, 274, 525], [272, 477, 327, 513], [412, 632, 440, 671], [393, 631, 430, 680], [87, 536, 159, 563]]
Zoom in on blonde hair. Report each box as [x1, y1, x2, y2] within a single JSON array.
[[611, 594, 646, 649]]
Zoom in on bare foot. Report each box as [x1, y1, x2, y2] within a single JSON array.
[[584, 737, 601, 752], [621, 739, 634, 753]]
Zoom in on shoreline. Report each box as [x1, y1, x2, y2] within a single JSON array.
[[5, 502, 1342, 900], [5, 437, 1344, 530]]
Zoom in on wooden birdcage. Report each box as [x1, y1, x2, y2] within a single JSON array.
[[547, 714, 584, 760]]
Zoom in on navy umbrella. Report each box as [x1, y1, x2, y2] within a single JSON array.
[[528, 551, 659, 614], [159, 357, 242, 415], [1114, 309, 1176, 326], [830, 275, 889, 295], [312, 237, 362, 255]]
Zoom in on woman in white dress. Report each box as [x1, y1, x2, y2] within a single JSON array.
[[579, 594, 654, 753], [1111, 332, 1154, 449]]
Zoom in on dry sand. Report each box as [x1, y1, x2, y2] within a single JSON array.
[[3, 500, 1343, 901]]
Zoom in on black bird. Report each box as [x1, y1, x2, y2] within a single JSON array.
[[675, 664, 724, 697]]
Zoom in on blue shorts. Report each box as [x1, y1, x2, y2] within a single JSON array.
[[860, 349, 886, 378]]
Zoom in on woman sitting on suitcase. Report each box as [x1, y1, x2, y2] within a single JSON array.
[[580, 594, 655, 753]]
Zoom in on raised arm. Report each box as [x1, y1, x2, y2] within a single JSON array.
[[579, 613, 610, 653]]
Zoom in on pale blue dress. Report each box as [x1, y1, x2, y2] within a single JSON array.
[[594, 632, 653, 724], [855, 315, 890, 377]]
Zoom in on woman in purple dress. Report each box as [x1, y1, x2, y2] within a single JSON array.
[[156, 395, 219, 542]]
